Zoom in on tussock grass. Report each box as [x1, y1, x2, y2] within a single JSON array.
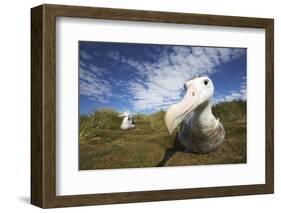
[[80, 108, 122, 144], [213, 100, 246, 122], [79, 101, 246, 170]]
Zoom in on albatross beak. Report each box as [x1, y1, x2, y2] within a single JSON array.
[[165, 83, 198, 134]]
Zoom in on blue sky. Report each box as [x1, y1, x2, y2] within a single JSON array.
[[79, 41, 246, 115]]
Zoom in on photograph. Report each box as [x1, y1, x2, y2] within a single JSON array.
[[78, 41, 247, 170], [30, 4, 274, 208]]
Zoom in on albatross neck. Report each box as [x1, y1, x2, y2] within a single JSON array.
[[192, 101, 217, 130]]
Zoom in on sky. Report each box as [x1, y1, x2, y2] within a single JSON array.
[[79, 41, 246, 115]]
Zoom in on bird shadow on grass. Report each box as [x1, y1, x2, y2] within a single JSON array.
[[156, 133, 186, 167]]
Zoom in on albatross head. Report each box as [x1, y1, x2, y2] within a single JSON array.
[[165, 76, 214, 134]]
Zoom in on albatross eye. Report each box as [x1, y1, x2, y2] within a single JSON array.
[[203, 79, 209, 86]]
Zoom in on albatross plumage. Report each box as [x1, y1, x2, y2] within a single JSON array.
[[165, 76, 225, 153], [119, 112, 135, 130]]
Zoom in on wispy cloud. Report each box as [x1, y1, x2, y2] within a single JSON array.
[[214, 76, 247, 103], [80, 66, 112, 104], [79, 43, 246, 113], [116, 46, 246, 111], [80, 50, 91, 60]]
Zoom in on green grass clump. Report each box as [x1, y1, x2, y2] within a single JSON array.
[[79, 108, 122, 144], [213, 100, 246, 122], [79, 101, 247, 170]]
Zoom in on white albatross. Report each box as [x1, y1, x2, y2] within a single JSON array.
[[165, 76, 225, 153], [119, 112, 135, 130]]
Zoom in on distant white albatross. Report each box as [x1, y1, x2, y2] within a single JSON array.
[[165, 76, 225, 153], [119, 112, 135, 130]]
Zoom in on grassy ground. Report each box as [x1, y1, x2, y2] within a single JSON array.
[[79, 100, 246, 170]]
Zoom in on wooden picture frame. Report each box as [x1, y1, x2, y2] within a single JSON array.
[[31, 4, 274, 208]]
